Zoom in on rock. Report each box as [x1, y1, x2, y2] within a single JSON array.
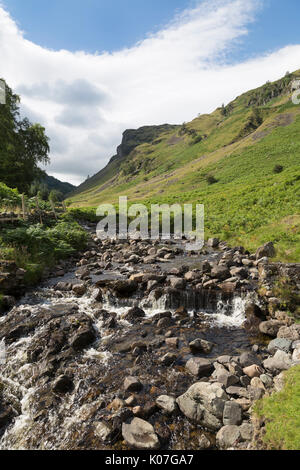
[[216, 425, 241, 449], [176, 382, 228, 431], [157, 317, 172, 328], [72, 284, 87, 296], [260, 374, 273, 388], [250, 377, 265, 390], [239, 352, 261, 368], [129, 273, 145, 283], [226, 386, 249, 398], [52, 375, 73, 394], [169, 277, 186, 289], [245, 303, 265, 320], [112, 280, 137, 297], [263, 350, 292, 373], [189, 338, 214, 354], [165, 337, 179, 348], [239, 422, 254, 441], [211, 266, 230, 280], [230, 267, 248, 279], [185, 357, 213, 377], [223, 401, 242, 426], [107, 398, 125, 412], [292, 344, 300, 363], [268, 338, 292, 355], [122, 307, 145, 323], [122, 418, 160, 450], [242, 364, 263, 378], [208, 238, 219, 248], [277, 324, 300, 341], [259, 320, 284, 338], [216, 371, 240, 388], [70, 327, 96, 351], [184, 271, 200, 282], [273, 372, 285, 392], [198, 434, 212, 449], [256, 242, 275, 260], [94, 421, 113, 442], [159, 352, 177, 366], [156, 395, 177, 415], [248, 386, 265, 401], [124, 376, 143, 393]]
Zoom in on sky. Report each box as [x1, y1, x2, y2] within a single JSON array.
[[0, 0, 300, 185]]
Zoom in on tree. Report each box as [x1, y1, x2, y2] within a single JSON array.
[[49, 190, 63, 203], [0, 79, 50, 193]]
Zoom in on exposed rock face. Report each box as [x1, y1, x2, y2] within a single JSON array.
[[122, 417, 160, 450], [176, 382, 229, 431]]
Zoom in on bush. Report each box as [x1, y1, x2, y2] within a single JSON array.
[[206, 175, 218, 185], [273, 164, 284, 174]]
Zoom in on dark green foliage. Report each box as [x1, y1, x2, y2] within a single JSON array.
[[273, 164, 284, 174], [206, 175, 218, 185], [0, 79, 50, 193]]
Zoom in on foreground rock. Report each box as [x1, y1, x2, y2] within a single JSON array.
[[176, 382, 228, 431], [122, 418, 160, 449]]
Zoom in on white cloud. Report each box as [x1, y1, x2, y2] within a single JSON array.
[[0, 0, 300, 185]]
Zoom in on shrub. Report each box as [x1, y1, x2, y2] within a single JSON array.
[[206, 175, 218, 185], [273, 164, 284, 174]]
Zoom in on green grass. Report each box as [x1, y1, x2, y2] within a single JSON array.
[[254, 366, 300, 450]]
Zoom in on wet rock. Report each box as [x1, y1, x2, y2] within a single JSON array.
[[189, 338, 214, 354], [223, 401, 242, 426], [159, 352, 177, 366], [259, 320, 284, 338], [94, 421, 113, 443], [176, 382, 228, 431], [124, 376, 143, 393], [245, 303, 265, 320], [122, 307, 145, 323], [230, 267, 248, 279], [55, 282, 72, 292], [157, 317, 172, 328], [122, 418, 160, 450], [256, 242, 275, 260], [268, 338, 292, 355], [129, 273, 145, 283], [70, 327, 96, 351], [211, 266, 230, 281], [52, 375, 73, 394], [72, 284, 87, 296], [263, 350, 292, 373], [198, 434, 212, 449], [208, 238, 219, 248], [165, 337, 179, 348], [156, 395, 177, 415], [112, 280, 137, 297], [169, 277, 186, 289], [184, 271, 200, 282], [185, 357, 213, 377], [216, 425, 241, 449], [0, 406, 14, 429]]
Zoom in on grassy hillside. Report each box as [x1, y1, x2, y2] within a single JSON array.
[[42, 174, 75, 196], [68, 71, 300, 261]]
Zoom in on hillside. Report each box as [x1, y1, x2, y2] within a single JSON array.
[[41, 174, 75, 196], [68, 71, 300, 262]]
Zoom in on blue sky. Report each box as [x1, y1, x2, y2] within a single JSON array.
[[1, 0, 300, 184], [4, 0, 300, 57]]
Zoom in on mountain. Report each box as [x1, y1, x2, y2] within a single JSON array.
[[68, 70, 300, 261], [41, 174, 76, 196]]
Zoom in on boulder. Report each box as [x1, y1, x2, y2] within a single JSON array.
[[185, 357, 213, 377], [72, 284, 87, 296], [159, 352, 177, 366], [122, 307, 145, 323], [176, 382, 228, 431], [268, 338, 292, 355], [239, 352, 261, 368], [223, 401, 242, 426], [52, 375, 73, 394], [263, 350, 292, 373], [169, 277, 186, 289], [208, 238, 219, 248], [122, 418, 160, 450], [259, 320, 284, 338], [211, 266, 230, 281], [70, 327, 96, 351], [242, 364, 263, 378], [124, 376, 143, 393], [156, 395, 177, 415], [189, 338, 214, 354], [277, 324, 300, 341], [216, 425, 241, 449]]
